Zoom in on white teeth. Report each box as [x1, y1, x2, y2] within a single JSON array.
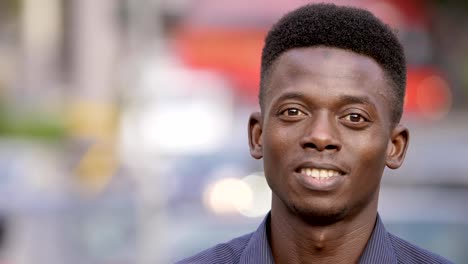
[[319, 170, 327, 178], [311, 169, 319, 177], [300, 168, 340, 178]]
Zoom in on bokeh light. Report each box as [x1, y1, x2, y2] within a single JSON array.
[[203, 178, 253, 215], [238, 173, 272, 218]]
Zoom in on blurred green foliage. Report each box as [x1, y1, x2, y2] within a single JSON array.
[[0, 105, 65, 140]]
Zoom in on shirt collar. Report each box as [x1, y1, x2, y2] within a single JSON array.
[[239, 213, 274, 264], [358, 214, 397, 264], [239, 212, 397, 264]]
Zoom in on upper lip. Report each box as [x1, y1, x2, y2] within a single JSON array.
[[295, 161, 348, 175]]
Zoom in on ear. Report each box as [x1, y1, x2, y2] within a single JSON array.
[[386, 124, 409, 169], [248, 112, 263, 159]]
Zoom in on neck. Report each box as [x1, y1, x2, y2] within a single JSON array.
[[268, 196, 378, 264]]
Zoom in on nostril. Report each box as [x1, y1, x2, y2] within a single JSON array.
[[302, 142, 339, 151], [325, 145, 338, 150], [303, 143, 317, 149]]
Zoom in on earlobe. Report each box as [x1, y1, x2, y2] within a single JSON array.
[[248, 112, 263, 159], [386, 124, 409, 169]]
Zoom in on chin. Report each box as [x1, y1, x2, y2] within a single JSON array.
[[289, 202, 350, 226]]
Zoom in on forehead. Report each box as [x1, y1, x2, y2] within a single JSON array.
[[264, 47, 394, 108]]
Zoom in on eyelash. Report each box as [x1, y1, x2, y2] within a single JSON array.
[[278, 108, 370, 126], [342, 113, 368, 123], [279, 108, 307, 116]]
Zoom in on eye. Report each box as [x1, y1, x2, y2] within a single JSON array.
[[343, 113, 367, 123], [280, 108, 306, 116]]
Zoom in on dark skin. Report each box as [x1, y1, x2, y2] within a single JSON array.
[[248, 47, 409, 264]]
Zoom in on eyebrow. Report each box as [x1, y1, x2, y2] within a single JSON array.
[[272, 92, 377, 111], [273, 92, 307, 103], [274, 92, 374, 105], [338, 95, 375, 107]]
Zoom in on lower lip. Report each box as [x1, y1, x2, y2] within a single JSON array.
[[294, 172, 345, 192]]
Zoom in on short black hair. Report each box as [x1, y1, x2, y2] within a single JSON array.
[[260, 3, 406, 124]]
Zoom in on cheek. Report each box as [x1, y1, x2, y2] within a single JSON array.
[[347, 134, 389, 182], [261, 124, 298, 185], [263, 124, 296, 158]]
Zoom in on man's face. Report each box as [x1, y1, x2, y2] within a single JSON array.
[[249, 47, 408, 223]]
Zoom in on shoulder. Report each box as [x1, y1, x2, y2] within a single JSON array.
[[387, 232, 454, 264], [175, 232, 253, 264]]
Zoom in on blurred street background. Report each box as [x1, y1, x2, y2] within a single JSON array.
[[0, 0, 467, 263]]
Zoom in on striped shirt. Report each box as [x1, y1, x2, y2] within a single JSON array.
[[176, 213, 453, 264]]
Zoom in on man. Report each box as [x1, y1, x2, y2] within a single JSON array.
[[177, 3, 453, 264]]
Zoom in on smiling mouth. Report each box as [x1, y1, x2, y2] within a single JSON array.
[[294, 166, 346, 191], [294, 162, 347, 191], [300, 168, 340, 178], [299, 168, 344, 179]]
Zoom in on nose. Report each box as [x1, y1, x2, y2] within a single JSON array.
[[300, 112, 341, 152]]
